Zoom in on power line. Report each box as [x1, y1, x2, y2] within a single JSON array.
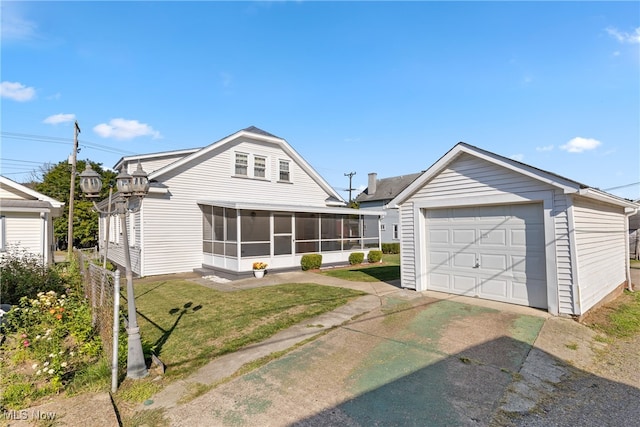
[[603, 182, 640, 191], [1, 131, 136, 156]]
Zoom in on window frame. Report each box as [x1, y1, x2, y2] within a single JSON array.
[[393, 223, 399, 240], [278, 160, 291, 182], [235, 152, 249, 176], [254, 155, 266, 179]]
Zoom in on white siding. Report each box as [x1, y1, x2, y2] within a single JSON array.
[[0, 186, 28, 199], [572, 196, 627, 314], [136, 137, 335, 276], [553, 191, 574, 314], [4, 213, 42, 256], [413, 154, 553, 200], [399, 202, 416, 289]]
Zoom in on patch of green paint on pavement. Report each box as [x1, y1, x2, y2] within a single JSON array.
[[509, 315, 545, 345], [408, 300, 496, 342]]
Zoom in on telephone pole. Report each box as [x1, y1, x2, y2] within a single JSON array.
[[344, 171, 356, 203], [67, 121, 81, 256]]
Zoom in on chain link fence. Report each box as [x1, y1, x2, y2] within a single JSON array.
[[75, 249, 118, 362]]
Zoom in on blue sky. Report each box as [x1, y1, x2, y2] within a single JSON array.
[[2, 1, 639, 200]]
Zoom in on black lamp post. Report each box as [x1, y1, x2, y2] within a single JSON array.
[[80, 163, 149, 379]]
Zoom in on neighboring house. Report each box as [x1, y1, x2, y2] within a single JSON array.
[[98, 126, 384, 277], [356, 172, 421, 243], [0, 176, 64, 265], [388, 142, 639, 317], [630, 203, 640, 260]]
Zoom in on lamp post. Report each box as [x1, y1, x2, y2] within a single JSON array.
[[80, 162, 149, 379]]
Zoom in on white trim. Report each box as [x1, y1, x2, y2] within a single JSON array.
[[0, 215, 5, 252], [113, 148, 201, 171], [197, 199, 386, 217], [577, 188, 639, 209], [0, 176, 64, 208]]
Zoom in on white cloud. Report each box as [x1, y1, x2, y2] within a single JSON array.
[[1, 4, 38, 41], [606, 27, 640, 44], [43, 113, 76, 125], [536, 145, 554, 152], [93, 118, 161, 140], [560, 137, 601, 153], [0, 81, 36, 101], [510, 154, 524, 161]]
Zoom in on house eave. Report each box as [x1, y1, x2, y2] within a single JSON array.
[[196, 200, 386, 217]]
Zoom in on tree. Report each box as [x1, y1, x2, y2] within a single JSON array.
[[34, 159, 117, 249]]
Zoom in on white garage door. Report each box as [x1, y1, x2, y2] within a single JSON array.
[[426, 203, 547, 308]]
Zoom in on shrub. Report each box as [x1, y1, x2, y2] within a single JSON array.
[[301, 254, 322, 271], [367, 250, 383, 263], [381, 243, 400, 254], [0, 246, 67, 305], [349, 252, 364, 265]]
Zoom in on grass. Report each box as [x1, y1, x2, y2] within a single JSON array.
[[130, 281, 365, 379], [586, 290, 640, 339], [320, 253, 400, 282], [630, 258, 640, 269]]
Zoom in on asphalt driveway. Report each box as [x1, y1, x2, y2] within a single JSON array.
[[166, 293, 546, 426]]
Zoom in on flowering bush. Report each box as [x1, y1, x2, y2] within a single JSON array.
[[252, 262, 268, 270], [1, 289, 102, 405]]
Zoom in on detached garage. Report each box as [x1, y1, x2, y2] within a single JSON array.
[[389, 143, 639, 316]]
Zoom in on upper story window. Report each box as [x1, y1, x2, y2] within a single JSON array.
[[279, 160, 290, 182], [235, 153, 248, 176], [254, 156, 266, 178]]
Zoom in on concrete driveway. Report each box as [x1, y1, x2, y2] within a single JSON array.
[[165, 290, 547, 426]]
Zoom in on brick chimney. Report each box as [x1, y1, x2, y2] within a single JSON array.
[[368, 173, 377, 195]]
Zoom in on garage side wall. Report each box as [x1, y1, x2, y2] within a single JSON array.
[[572, 196, 627, 314], [399, 202, 416, 289], [552, 192, 575, 314]]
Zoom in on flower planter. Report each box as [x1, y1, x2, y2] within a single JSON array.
[[254, 269, 265, 279]]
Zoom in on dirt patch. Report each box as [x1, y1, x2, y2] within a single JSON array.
[[581, 291, 636, 332]]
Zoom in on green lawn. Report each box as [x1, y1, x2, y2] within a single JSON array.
[[320, 253, 401, 282], [130, 281, 365, 379], [631, 258, 640, 269]]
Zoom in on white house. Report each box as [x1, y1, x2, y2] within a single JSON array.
[[388, 143, 639, 317], [0, 176, 64, 265], [356, 172, 421, 244], [98, 127, 384, 277]]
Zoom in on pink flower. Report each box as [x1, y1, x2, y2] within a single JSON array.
[[23, 340, 30, 347], [21, 333, 27, 338]]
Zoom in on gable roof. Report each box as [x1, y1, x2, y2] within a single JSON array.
[[355, 172, 422, 203], [0, 175, 64, 208], [145, 126, 346, 204], [388, 142, 638, 209], [113, 147, 202, 172]]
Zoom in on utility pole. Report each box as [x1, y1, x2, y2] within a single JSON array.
[[67, 121, 80, 256], [344, 171, 356, 203]]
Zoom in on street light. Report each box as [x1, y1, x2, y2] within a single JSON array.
[[80, 162, 149, 379]]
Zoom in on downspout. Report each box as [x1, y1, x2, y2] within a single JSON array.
[[625, 207, 638, 292]]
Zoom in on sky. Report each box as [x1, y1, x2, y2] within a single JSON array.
[[1, 1, 639, 201]]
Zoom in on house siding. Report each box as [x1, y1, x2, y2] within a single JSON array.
[[126, 137, 335, 276], [360, 200, 399, 243], [399, 202, 416, 289], [572, 196, 627, 314], [552, 191, 574, 314], [412, 154, 554, 199], [4, 213, 42, 255]]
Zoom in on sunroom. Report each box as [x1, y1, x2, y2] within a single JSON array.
[[199, 201, 385, 275]]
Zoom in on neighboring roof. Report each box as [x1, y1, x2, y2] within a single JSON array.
[[146, 126, 346, 205], [388, 142, 638, 210], [0, 199, 58, 213], [0, 176, 65, 209], [197, 199, 385, 217], [355, 172, 422, 203]]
